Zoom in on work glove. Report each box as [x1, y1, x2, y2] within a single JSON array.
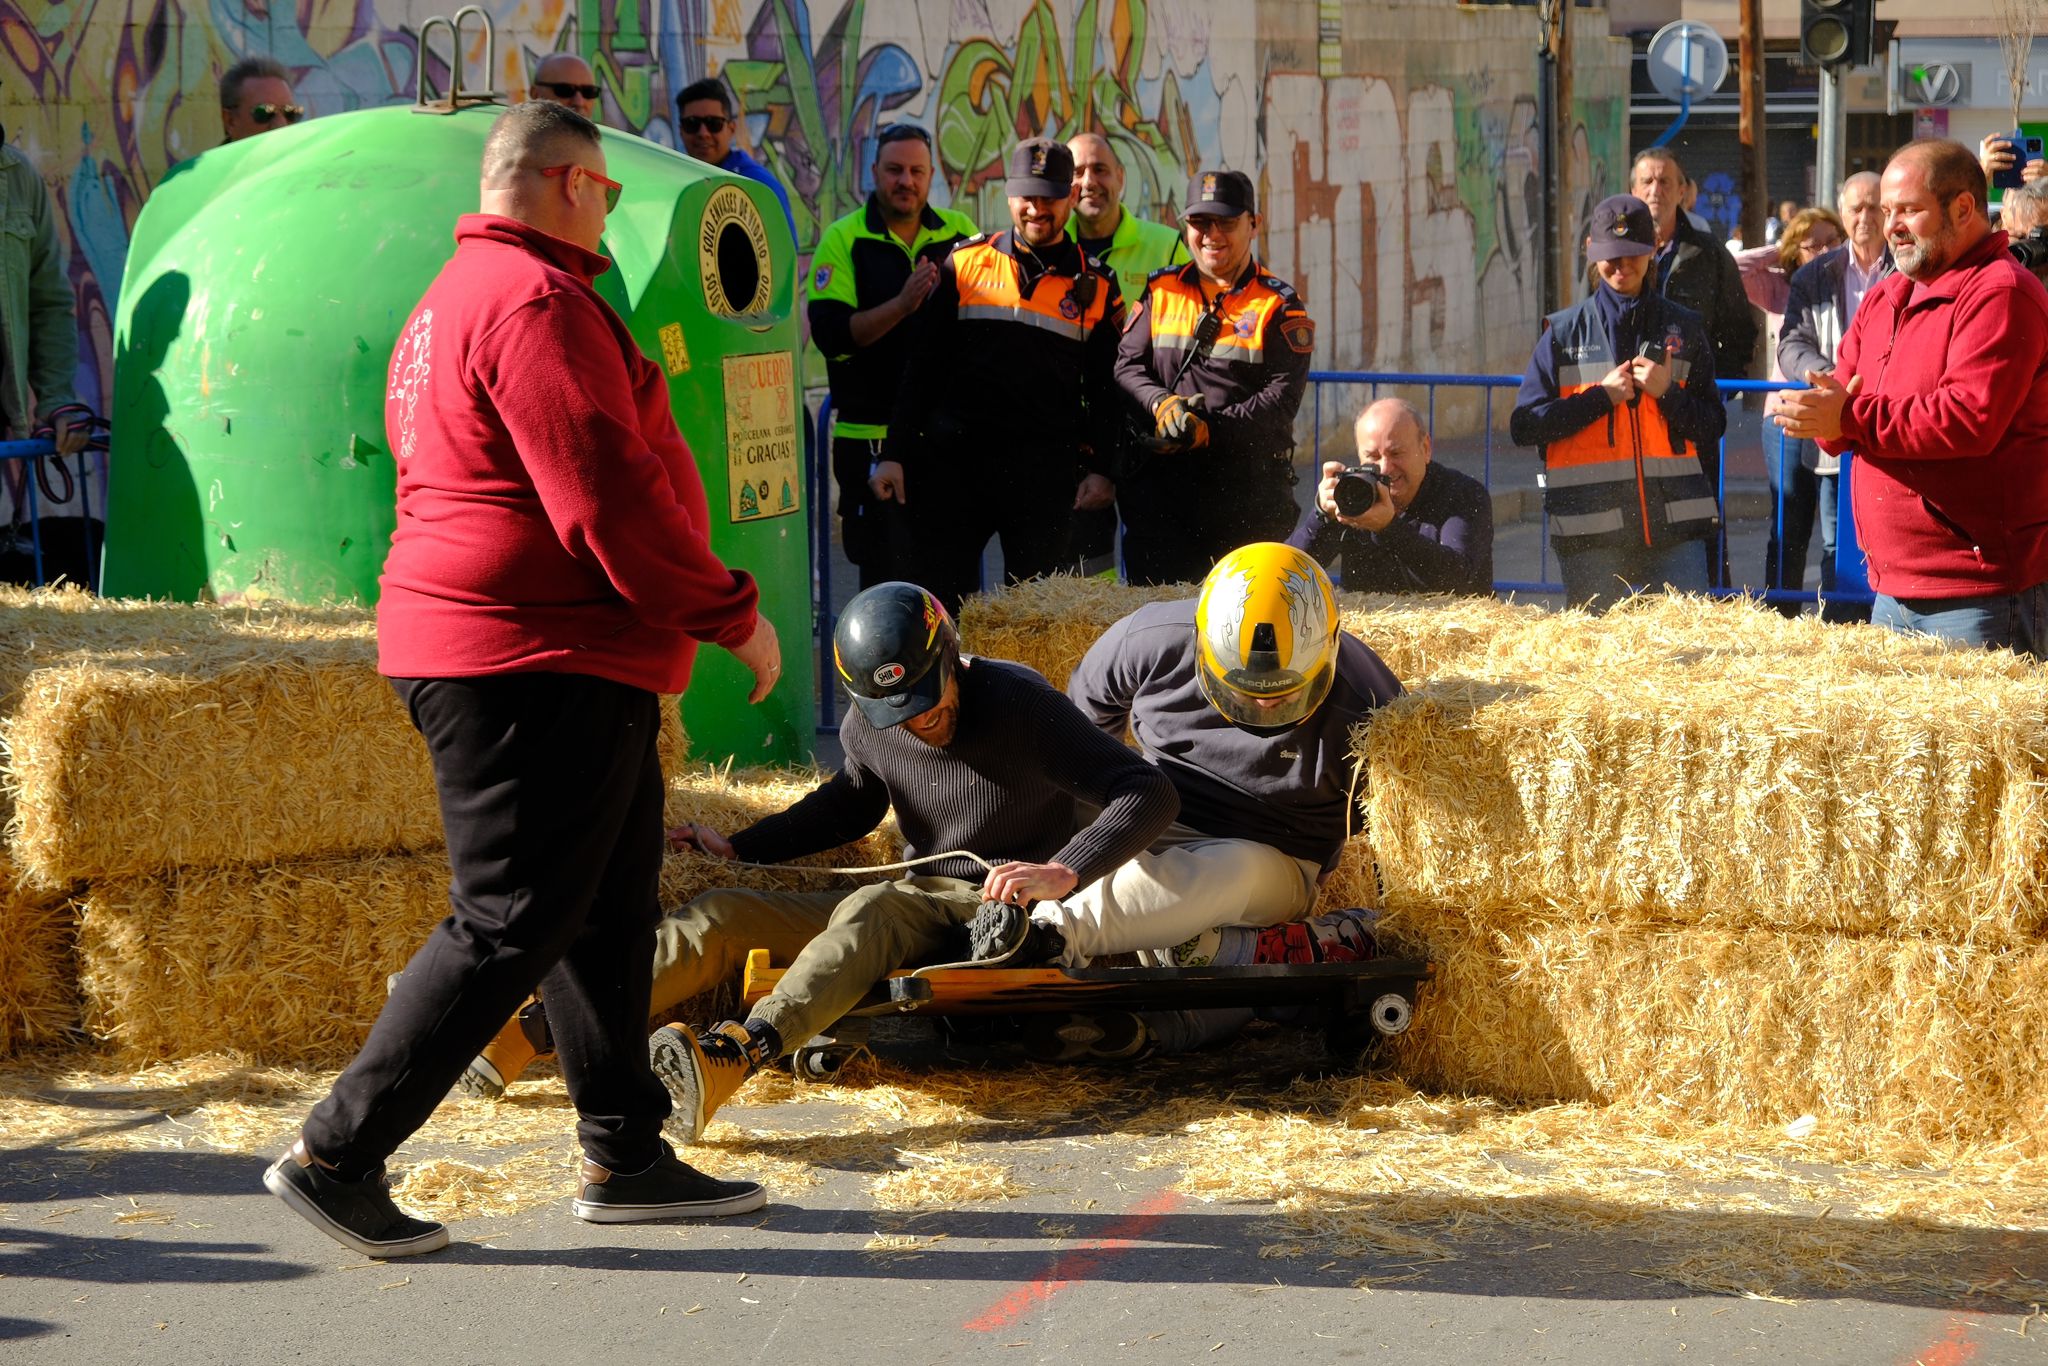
[[1153, 393, 1209, 448]]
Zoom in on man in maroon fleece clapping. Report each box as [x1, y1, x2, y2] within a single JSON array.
[[1774, 138, 2048, 655], [264, 100, 781, 1257]]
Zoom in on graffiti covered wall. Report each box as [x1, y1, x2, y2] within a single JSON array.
[[6, 0, 1627, 419]]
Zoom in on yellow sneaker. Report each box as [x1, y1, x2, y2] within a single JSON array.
[[648, 1021, 756, 1144], [457, 999, 550, 1099]]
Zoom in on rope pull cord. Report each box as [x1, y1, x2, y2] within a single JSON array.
[[673, 827, 997, 879]]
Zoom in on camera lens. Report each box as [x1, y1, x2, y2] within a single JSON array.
[[1333, 469, 1384, 518]]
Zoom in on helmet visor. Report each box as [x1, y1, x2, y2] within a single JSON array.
[[1197, 653, 1334, 734]]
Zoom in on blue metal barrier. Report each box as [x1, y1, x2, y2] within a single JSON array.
[[811, 396, 839, 731], [0, 438, 102, 592], [1306, 369, 1874, 608]]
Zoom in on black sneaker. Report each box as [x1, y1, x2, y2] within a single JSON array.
[[262, 1137, 449, 1258], [571, 1140, 767, 1223], [964, 900, 1067, 967]]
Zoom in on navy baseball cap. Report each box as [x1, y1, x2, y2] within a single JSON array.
[[1185, 169, 1256, 218], [1006, 139, 1074, 199], [1586, 194, 1658, 261]]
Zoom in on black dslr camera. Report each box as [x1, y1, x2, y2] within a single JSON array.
[[1332, 466, 1391, 518], [2012, 226, 2048, 275]]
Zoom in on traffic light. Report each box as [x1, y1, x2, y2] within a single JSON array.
[[1800, 0, 1876, 69]]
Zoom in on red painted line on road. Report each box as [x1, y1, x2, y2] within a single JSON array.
[[964, 1189, 1185, 1332], [1903, 1315, 1978, 1366]]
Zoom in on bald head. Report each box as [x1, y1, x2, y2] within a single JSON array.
[[1882, 138, 1992, 281], [1069, 132, 1126, 236], [1890, 138, 1989, 220], [532, 52, 599, 121], [1355, 398, 1432, 510]]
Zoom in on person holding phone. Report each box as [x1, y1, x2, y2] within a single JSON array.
[[1510, 194, 1726, 611], [1980, 131, 2047, 193]]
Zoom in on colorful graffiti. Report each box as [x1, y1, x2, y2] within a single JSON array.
[[925, 0, 1204, 227], [720, 0, 923, 243], [4, 0, 1626, 433]]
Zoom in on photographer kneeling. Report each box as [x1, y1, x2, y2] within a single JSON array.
[[1287, 397, 1493, 596]]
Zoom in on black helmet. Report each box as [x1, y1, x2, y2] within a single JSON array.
[[832, 582, 959, 729]]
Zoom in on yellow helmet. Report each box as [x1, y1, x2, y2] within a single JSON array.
[[1193, 542, 1340, 734]]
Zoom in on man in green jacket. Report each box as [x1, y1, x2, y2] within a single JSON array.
[[807, 125, 978, 587], [1065, 132, 1186, 577]]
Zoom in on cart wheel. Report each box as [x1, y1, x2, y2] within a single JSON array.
[[1367, 990, 1415, 1037]]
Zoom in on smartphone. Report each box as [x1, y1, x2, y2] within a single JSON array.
[[1993, 132, 2044, 192]]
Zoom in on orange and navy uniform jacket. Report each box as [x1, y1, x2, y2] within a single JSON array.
[[884, 230, 1124, 482], [1112, 258, 1315, 467], [1508, 290, 1726, 551]]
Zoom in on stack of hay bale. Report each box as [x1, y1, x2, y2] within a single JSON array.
[[0, 587, 888, 1065], [962, 579, 2048, 1153], [1362, 595, 2048, 1152]]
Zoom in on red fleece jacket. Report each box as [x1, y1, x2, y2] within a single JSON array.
[[378, 215, 759, 692], [1824, 229, 2048, 599]]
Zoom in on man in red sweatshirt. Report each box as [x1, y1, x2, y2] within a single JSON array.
[[264, 100, 781, 1257], [1775, 138, 2048, 654]]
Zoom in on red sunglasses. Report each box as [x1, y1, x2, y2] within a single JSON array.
[[539, 163, 623, 213]]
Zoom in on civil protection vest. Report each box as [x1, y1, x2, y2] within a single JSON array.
[[1539, 297, 1720, 549], [952, 232, 1116, 344]]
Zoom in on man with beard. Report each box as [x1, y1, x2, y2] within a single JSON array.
[[808, 125, 978, 587], [876, 139, 1125, 613], [1775, 139, 2048, 655]]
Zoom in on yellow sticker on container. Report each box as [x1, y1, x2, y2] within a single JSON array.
[[657, 322, 691, 375], [723, 351, 800, 523]]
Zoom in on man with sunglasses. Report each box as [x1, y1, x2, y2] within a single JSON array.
[[218, 55, 303, 143], [878, 138, 1126, 614], [530, 52, 602, 124], [809, 124, 978, 588], [262, 100, 781, 1259], [676, 77, 794, 240]]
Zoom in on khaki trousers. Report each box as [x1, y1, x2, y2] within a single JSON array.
[[648, 876, 983, 1053]]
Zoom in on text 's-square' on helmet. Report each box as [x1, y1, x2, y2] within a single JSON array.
[[1193, 542, 1339, 735], [832, 582, 960, 730]]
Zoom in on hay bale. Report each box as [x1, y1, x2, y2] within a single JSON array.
[[2, 595, 687, 885], [7, 653, 443, 885], [1365, 661, 2048, 944], [959, 573, 1539, 691], [1471, 592, 2042, 683], [0, 853, 78, 1054], [1377, 904, 2048, 1153], [957, 576, 1184, 688], [78, 767, 899, 1064]]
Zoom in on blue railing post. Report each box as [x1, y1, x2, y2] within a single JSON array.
[[810, 396, 837, 732]]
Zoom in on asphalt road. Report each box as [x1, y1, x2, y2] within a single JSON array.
[[3, 1026, 2041, 1366]]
